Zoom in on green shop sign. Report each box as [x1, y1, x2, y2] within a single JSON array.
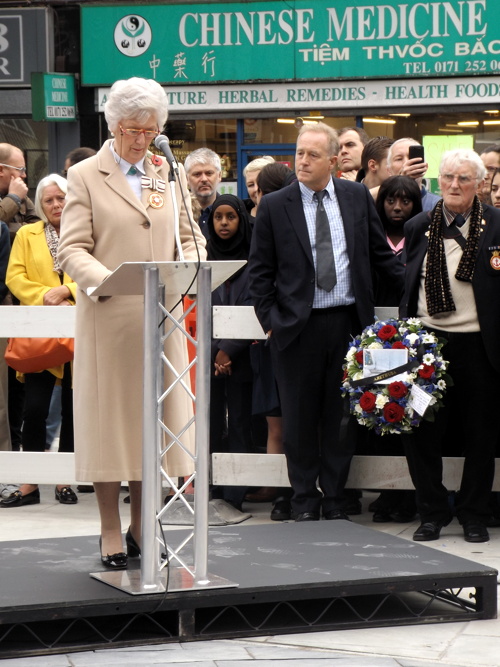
[[81, 1, 500, 85], [31, 73, 76, 121]]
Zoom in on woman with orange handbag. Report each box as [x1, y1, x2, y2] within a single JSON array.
[[1, 174, 78, 508]]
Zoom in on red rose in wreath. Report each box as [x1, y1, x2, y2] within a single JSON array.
[[355, 350, 364, 364], [359, 391, 377, 412], [418, 364, 435, 379], [383, 401, 405, 423], [388, 381, 408, 399], [377, 324, 397, 341], [391, 341, 407, 349]]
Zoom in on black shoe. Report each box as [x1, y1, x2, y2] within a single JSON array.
[[0, 488, 40, 508], [463, 521, 489, 543], [323, 509, 352, 521], [125, 527, 141, 557], [294, 511, 320, 522], [77, 485, 94, 493], [373, 510, 393, 523], [55, 486, 78, 504], [99, 537, 128, 569], [271, 497, 292, 521], [413, 521, 443, 541]]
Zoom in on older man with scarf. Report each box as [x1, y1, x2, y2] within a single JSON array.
[[401, 148, 500, 544]]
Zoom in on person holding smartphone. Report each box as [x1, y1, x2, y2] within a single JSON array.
[[387, 138, 440, 212]]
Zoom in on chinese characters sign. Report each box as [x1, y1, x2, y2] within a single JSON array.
[[81, 1, 500, 85]]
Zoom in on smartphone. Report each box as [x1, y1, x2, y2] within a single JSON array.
[[408, 145, 425, 162]]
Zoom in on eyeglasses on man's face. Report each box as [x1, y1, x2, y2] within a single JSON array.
[[119, 126, 159, 139], [440, 173, 476, 185], [0, 163, 27, 174]]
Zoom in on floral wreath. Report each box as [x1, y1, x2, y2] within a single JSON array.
[[342, 318, 451, 435]]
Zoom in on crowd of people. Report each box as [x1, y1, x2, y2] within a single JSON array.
[[1, 76, 500, 572]]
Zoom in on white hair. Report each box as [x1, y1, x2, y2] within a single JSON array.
[[440, 149, 486, 181], [387, 137, 419, 169], [243, 156, 274, 177], [104, 77, 168, 133], [184, 148, 221, 175], [34, 174, 67, 222]]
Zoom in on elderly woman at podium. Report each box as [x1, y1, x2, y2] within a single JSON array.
[[58, 77, 206, 569]]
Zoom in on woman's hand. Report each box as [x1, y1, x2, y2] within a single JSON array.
[[43, 285, 72, 306], [214, 349, 232, 376]]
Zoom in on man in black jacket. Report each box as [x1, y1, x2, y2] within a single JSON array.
[[249, 122, 404, 522], [401, 148, 500, 543]]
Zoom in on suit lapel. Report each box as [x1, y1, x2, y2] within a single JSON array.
[[284, 182, 314, 264], [333, 178, 355, 263], [476, 207, 490, 253], [97, 141, 150, 218]]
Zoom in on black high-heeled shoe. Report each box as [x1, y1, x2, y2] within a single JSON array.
[[99, 537, 128, 569], [125, 527, 141, 557]]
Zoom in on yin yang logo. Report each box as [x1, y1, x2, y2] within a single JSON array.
[[114, 15, 152, 57]]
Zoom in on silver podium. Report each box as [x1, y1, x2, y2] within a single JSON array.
[[88, 260, 244, 595]]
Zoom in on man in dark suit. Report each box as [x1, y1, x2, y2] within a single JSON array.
[[248, 122, 404, 521], [401, 148, 500, 543]]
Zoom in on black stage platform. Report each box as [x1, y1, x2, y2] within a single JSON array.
[[0, 521, 497, 659]]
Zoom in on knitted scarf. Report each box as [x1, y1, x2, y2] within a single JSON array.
[[44, 222, 63, 276], [424, 196, 483, 316]]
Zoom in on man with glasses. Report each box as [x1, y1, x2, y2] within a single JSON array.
[[0, 144, 37, 456], [401, 148, 500, 544], [0, 143, 38, 241]]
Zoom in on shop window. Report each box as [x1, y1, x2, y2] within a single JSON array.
[[165, 118, 238, 181]]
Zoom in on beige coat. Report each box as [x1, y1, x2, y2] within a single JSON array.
[[58, 141, 207, 481]]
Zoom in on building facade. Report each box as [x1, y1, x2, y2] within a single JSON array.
[[2, 0, 500, 197]]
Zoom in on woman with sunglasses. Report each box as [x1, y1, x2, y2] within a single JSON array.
[[58, 77, 206, 570]]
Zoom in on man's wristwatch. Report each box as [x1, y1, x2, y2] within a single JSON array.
[[5, 193, 22, 208]]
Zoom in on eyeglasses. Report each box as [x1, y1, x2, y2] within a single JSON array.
[[440, 173, 476, 185], [0, 163, 26, 174], [119, 126, 159, 139]]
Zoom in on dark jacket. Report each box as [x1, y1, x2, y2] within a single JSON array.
[[401, 203, 500, 373], [248, 178, 405, 351]]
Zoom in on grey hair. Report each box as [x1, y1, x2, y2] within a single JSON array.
[[243, 156, 274, 177], [439, 149, 486, 181], [387, 137, 419, 169], [184, 148, 221, 175], [297, 122, 339, 157], [34, 174, 68, 222], [104, 77, 168, 133]]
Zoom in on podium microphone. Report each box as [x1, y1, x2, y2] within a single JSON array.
[[154, 134, 178, 174]]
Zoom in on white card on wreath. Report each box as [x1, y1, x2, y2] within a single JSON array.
[[363, 348, 408, 384], [408, 383, 436, 417]]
